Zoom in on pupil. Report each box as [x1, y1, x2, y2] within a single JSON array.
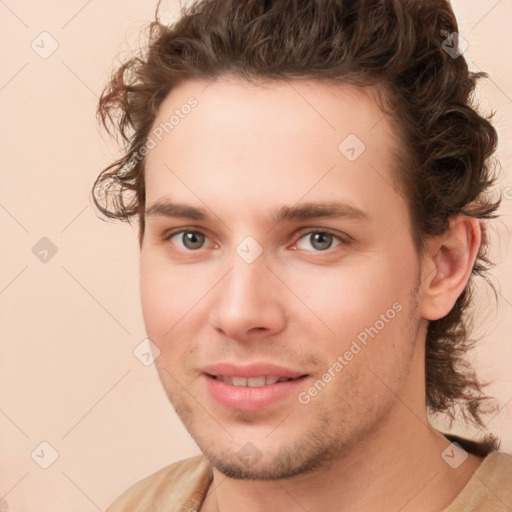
[[312, 232, 332, 250], [184, 232, 204, 249]]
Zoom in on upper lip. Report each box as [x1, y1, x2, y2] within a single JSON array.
[[203, 362, 307, 379]]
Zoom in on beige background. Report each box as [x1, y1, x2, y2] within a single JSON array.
[[0, 1, 511, 510]]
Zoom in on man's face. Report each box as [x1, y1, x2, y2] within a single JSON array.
[[140, 77, 427, 479]]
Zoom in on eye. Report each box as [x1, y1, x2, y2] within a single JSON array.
[[294, 229, 344, 252], [165, 230, 210, 251]]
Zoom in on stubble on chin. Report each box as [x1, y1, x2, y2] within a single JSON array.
[[196, 409, 357, 481]]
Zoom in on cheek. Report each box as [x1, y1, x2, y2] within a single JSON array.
[[139, 255, 224, 371], [140, 262, 203, 384], [291, 264, 408, 330], [139, 251, 185, 340], [139, 260, 164, 335], [285, 252, 418, 364]]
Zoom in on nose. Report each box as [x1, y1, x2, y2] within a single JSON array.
[[209, 250, 287, 342]]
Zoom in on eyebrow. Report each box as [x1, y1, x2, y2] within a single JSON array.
[[145, 200, 370, 224]]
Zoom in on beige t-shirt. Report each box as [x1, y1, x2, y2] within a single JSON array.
[[106, 449, 512, 511]]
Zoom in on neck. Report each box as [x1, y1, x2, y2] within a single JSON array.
[[202, 419, 484, 512]]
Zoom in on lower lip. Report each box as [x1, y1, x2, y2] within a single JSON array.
[[204, 374, 308, 411]]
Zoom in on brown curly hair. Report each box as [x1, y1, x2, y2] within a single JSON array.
[[92, 0, 502, 449]]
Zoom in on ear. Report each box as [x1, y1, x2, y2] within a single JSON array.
[[419, 216, 481, 321]]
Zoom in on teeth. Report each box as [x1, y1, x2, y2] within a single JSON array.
[[247, 377, 266, 387], [216, 375, 292, 387], [231, 377, 247, 386]]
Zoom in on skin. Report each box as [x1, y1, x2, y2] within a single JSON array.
[[139, 77, 485, 512]]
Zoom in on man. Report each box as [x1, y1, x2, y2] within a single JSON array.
[[93, 0, 512, 510]]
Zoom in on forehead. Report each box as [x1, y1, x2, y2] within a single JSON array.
[[143, 77, 405, 228]]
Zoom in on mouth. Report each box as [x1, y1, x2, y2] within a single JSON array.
[[202, 363, 310, 411], [208, 375, 303, 387]]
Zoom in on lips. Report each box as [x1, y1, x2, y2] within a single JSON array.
[[202, 362, 309, 411], [203, 362, 306, 380], [211, 375, 294, 387]]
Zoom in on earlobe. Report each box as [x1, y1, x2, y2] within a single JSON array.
[[419, 216, 481, 321]]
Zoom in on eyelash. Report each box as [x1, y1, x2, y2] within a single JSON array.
[[162, 227, 348, 253]]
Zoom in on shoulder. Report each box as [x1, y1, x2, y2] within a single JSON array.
[[445, 451, 512, 512], [478, 450, 512, 482], [106, 454, 212, 512]]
